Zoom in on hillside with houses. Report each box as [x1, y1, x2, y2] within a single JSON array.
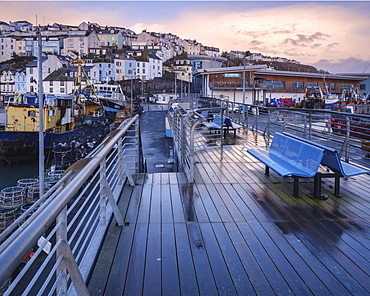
[[0, 20, 320, 103]]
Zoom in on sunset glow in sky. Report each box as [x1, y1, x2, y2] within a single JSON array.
[[1, 1, 370, 74]]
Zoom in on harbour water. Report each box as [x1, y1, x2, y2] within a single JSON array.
[[0, 161, 39, 191]]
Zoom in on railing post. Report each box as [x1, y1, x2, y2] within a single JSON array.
[[56, 207, 68, 295], [308, 112, 312, 141], [100, 158, 124, 226]]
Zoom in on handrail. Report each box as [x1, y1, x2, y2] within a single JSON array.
[[168, 97, 370, 183], [0, 114, 139, 294]]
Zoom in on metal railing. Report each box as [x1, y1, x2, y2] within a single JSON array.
[[0, 115, 140, 295], [168, 98, 370, 183]]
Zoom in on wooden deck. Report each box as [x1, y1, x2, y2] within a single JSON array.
[[88, 138, 370, 295]]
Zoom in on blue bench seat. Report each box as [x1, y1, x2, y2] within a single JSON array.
[[248, 133, 325, 197], [282, 132, 370, 198], [202, 114, 223, 130]]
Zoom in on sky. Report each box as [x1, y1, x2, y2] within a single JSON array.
[[1, 1, 370, 74]]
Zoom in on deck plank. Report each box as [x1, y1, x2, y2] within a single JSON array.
[[89, 139, 370, 296]]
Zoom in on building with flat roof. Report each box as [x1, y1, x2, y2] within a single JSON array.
[[194, 66, 367, 105]]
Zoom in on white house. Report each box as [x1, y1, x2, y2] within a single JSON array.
[[14, 69, 26, 95], [0, 36, 15, 62], [136, 53, 162, 80], [26, 55, 65, 93], [0, 69, 16, 102], [114, 55, 136, 81]]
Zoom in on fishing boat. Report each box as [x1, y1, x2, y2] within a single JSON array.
[[0, 58, 111, 163], [302, 86, 339, 109]]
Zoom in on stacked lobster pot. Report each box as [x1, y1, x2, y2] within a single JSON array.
[[0, 185, 27, 233]]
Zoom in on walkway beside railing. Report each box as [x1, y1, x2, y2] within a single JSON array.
[[2, 98, 370, 295]]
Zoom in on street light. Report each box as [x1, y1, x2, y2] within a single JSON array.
[[10, 31, 67, 197]]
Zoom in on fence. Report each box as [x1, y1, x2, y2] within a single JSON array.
[[168, 97, 370, 183], [0, 115, 140, 295]]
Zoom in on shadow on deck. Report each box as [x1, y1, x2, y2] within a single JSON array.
[[88, 132, 370, 295]]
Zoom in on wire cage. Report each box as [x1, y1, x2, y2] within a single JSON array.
[[47, 170, 65, 180], [0, 208, 20, 232], [0, 187, 26, 209]]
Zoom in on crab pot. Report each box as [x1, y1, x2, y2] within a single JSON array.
[[47, 170, 65, 180], [44, 177, 59, 188], [26, 184, 50, 204], [0, 187, 26, 209], [17, 178, 39, 195], [0, 208, 20, 232]]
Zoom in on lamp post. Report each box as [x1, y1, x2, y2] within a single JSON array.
[[242, 54, 246, 105], [36, 32, 45, 197]]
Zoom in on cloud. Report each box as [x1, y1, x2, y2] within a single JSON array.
[[312, 57, 370, 74], [282, 32, 330, 47]]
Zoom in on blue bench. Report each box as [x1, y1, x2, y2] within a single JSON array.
[[282, 132, 370, 198], [247, 133, 325, 198], [224, 117, 244, 138], [202, 114, 223, 129]]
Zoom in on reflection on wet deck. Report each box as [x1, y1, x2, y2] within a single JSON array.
[[88, 142, 370, 295]]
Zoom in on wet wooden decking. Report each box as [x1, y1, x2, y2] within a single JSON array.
[[88, 137, 370, 295]]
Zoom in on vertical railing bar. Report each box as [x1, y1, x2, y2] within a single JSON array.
[[4, 222, 62, 296]]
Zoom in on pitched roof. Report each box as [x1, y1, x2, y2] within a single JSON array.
[[26, 57, 47, 67]]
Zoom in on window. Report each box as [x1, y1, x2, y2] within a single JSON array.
[[30, 68, 33, 74], [28, 110, 36, 117], [271, 80, 285, 89], [360, 84, 366, 91], [50, 88, 53, 93], [307, 82, 318, 88], [340, 83, 353, 91], [49, 81, 53, 86], [60, 81, 64, 86], [60, 88, 65, 93], [292, 81, 304, 90]]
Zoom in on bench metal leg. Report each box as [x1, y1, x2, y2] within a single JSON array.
[[265, 166, 270, 176], [309, 173, 328, 200], [334, 173, 341, 197], [293, 176, 299, 198]]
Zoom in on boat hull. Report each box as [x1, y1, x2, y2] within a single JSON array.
[[0, 119, 110, 163]]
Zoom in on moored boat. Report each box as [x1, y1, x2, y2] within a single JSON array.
[[0, 58, 112, 164]]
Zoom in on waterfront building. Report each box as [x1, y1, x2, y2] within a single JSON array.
[[0, 69, 16, 103], [337, 72, 370, 101], [113, 54, 136, 81], [173, 58, 192, 82], [94, 60, 114, 83], [195, 66, 367, 105], [9, 21, 33, 32], [25, 55, 67, 93], [97, 29, 124, 49], [43, 68, 76, 95], [189, 54, 228, 93], [0, 36, 15, 62], [136, 53, 162, 80], [14, 69, 26, 95], [62, 30, 100, 56], [201, 45, 221, 57], [0, 21, 11, 33], [183, 39, 202, 55]]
